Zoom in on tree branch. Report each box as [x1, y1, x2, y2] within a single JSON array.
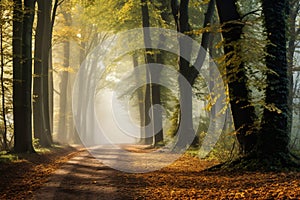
[[241, 9, 261, 20], [171, 0, 179, 31], [191, 0, 215, 85]]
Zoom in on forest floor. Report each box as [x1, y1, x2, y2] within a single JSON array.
[[0, 145, 83, 199], [1, 145, 300, 199]]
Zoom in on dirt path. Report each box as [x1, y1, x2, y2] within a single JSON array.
[[33, 146, 300, 199], [34, 150, 128, 200]]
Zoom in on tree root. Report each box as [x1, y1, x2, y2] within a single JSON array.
[[207, 152, 300, 172]]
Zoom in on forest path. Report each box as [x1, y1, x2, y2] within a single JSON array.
[[33, 145, 300, 199], [34, 148, 133, 200], [34, 143, 185, 200]]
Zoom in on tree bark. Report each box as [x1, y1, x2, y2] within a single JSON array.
[[22, 0, 36, 152], [14, 0, 36, 153], [12, 0, 25, 152], [33, 0, 43, 142], [57, 12, 71, 143], [0, 9, 8, 150], [258, 0, 291, 156], [48, 0, 59, 136], [41, 0, 53, 146], [192, 0, 215, 77], [153, 53, 164, 145], [215, 0, 257, 155], [132, 53, 146, 144], [171, 0, 198, 147], [288, 1, 300, 137], [141, 0, 155, 145], [33, 0, 52, 147]]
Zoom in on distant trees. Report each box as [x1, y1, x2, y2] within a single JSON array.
[[141, 0, 155, 145], [171, 0, 199, 147], [0, 0, 298, 168], [141, 0, 164, 146], [57, 8, 71, 143]]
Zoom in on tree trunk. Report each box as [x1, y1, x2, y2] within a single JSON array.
[[22, 0, 35, 152], [0, 10, 8, 150], [152, 65, 164, 145], [171, 0, 198, 147], [14, 0, 36, 153], [33, 0, 43, 142], [57, 13, 70, 143], [215, 0, 257, 155], [170, 0, 217, 147], [193, 0, 215, 75], [287, 1, 300, 137], [132, 53, 146, 144], [141, 0, 154, 145], [12, 0, 25, 152], [33, 0, 52, 147], [48, 0, 59, 136], [258, 0, 291, 156], [151, 0, 173, 146], [41, 0, 52, 146], [153, 50, 165, 145]]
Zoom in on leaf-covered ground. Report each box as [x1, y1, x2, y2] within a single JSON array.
[[0, 146, 82, 199], [121, 154, 300, 199], [1, 146, 300, 199]]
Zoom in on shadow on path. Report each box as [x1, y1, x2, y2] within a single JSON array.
[[34, 149, 131, 200]]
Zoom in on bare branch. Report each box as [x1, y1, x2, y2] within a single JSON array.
[[241, 9, 261, 20]]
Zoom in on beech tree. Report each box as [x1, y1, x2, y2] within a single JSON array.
[[258, 0, 291, 158], [13, 0, 35, 153], [213, 0, 298, 168], [33, 0, 53, 147], [171, 0, 216, 147], [141, 0, 155, 145], [215, 0, 258, 154], [0, 0, 13, 151]]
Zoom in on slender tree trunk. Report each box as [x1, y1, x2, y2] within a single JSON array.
[[0, 14, 8, 150], [141, 0, 154, 145], [215, 0, 257, 155], [66, 67, 75, 142], [258, 0, 291, 156], [132, 53, 146, 144], [171, 0, 216, 147], [208, 27, 216, 139], [58, 30, 70, 143], [152, 72, 164, 145], [48, 0, 59, 135], [287, 1, 300, 137], [144, 77, 153, 145], [171, 0, 198, 147], [193, 0, 215, 75], [151, 0, 173, 146], [41, 0, 53, 146], [33, 0, 52, 147], [74, 40, 86, 144], [33, 0, 43, 142], [153, 51, 164, 145]]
